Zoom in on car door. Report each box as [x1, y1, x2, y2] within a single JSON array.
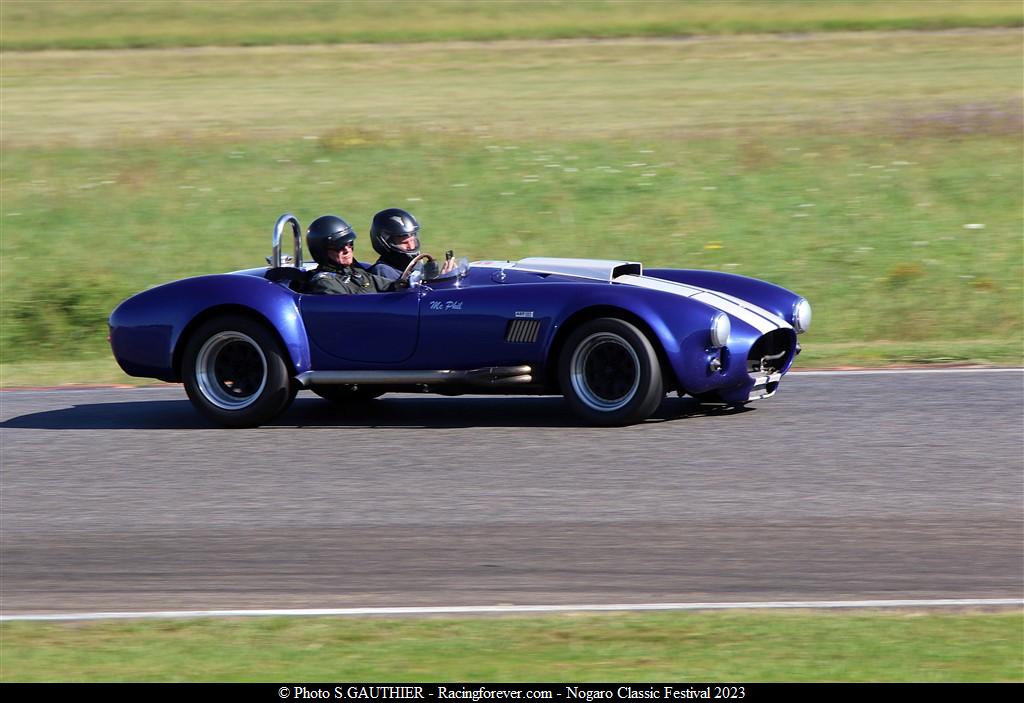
[[414, 284, 551, 370], [300, 290, 420, 365]]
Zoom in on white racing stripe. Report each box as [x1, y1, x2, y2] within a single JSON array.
[[615, 275, 789, 335], [2, 598, 1020, 621], [470, 260, 790, 335]]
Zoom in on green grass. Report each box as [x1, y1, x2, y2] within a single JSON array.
[[2, 133, 1020, 372], [0, 359, 147, 388], [4, 29, 1021, 147], [2, 611, 1021, 682], [1, 25, 1021, 382], [1, 1, 1020, 51]]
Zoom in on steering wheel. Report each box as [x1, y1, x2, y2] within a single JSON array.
[[400, 252, 435, 282]]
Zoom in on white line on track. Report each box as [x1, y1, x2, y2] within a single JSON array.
[[2, 598, 1021, 622], [792, 368, 1023, 376]]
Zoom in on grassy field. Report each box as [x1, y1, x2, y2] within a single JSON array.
[[1, 1, 1020, 51], [2, 610, 1021, 682], [1, 29, 1021, 384]]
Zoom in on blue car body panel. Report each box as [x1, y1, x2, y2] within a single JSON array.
[[109, 273, 310, 382], [301, 290, 421, 365], [110, 257, 806, 405]]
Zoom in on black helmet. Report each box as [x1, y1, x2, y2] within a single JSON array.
[[370, 208, 420, 269], [307, 215, 356, 265]]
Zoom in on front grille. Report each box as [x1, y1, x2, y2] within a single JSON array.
[[747, 328, 795, 374], [505, 319, 540, 343]]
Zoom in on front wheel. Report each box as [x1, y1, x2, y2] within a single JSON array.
[[558, 318, 664, 426], [182, 315, 296, 427]]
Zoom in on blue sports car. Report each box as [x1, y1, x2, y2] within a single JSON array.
[[109, 214, 811, 426]]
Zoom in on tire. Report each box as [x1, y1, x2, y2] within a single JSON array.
[[558, 317, 664, 426], [182, 315, 296, 427], [311, 386, 384, 404]]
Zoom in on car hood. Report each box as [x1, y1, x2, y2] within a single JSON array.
[[472, 257, 791, 335]]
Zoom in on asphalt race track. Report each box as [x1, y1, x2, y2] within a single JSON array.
[[2, 369, 1022, 615]]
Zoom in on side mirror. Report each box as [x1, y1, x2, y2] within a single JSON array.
[[457, 257, 470, 278], [408, 270, 424, 289]]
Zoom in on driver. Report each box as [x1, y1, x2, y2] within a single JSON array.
[[368, 208, 455, 281], [305, 215, 404, 295]]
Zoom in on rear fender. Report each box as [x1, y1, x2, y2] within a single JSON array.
[[109, 274, 310, 381]]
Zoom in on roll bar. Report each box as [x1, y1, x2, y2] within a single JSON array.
[[271, 213, 303, 268]]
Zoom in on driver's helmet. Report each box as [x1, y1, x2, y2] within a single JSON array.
[[307, 215, 356, 266], [370, 208, 420, 270]]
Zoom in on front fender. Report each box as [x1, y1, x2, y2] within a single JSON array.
[[542, 283, 726, 392], [109, 273, 309, 381]]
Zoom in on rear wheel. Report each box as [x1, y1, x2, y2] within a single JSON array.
[[558, 318, 664, 425], [182, 315, 296, 427]]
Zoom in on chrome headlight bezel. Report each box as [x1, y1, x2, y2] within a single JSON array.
[[710, 312, 731, 348], [793, 298, 812, 334]]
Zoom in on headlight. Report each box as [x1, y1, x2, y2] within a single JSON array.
[[710, 312, 731, 348], [793, 298, 812, 334]]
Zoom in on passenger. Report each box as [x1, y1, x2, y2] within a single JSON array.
[[305, 215, 404, 295], [368, 208, 455, 281]]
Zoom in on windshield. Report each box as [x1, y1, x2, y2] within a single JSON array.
[[415, 256, 470, 282]]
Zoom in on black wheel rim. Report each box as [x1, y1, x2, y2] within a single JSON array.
[[195, 332, 268, 410], [570, 332, 641, 411]]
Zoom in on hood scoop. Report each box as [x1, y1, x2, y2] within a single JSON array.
[[510, 257, 642, 281]]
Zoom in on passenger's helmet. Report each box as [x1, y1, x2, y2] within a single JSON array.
[[370, 208, 420, 270], [307, 215, 356, 265]]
